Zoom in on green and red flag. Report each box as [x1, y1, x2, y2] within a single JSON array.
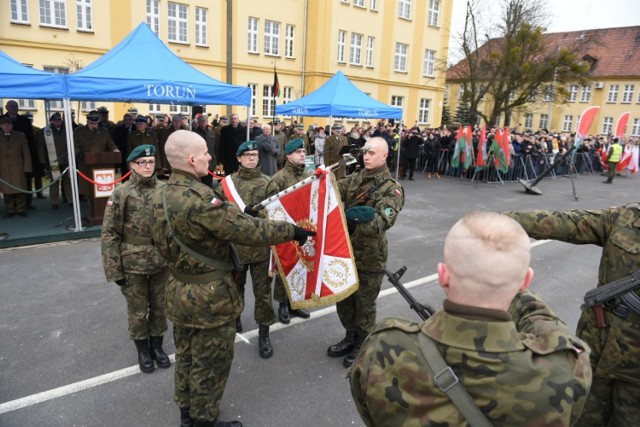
[[451, 125, 465, 167], [475, 126, 486, 169], [489, 130, 509, 173]]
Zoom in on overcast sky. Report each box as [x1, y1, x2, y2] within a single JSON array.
[[448, 0, 640, 61]]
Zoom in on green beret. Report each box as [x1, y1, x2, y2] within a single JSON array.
[[295, 123, 305, 129], [273, 118, 281, 125], [86, 110, 100, 123], [285, 138, 304, 155], [345, 206, 375, 223], [236, 140, 260, 156], [127, 144, 157, 163], [155, 114, 166, 120]]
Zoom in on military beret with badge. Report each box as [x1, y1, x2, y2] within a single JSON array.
[[127, 144, 157, 163], [135, 116, 148, 124], [285, 138, 304, 155], [236, 140, 260, 156], [86, 110, 100, 123]]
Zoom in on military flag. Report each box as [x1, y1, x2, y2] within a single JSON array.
[[475, 126, 486, 169], [263, 168, 358, 309], [451, 125, 466, 167], [272, 65, 280, 98], [489, 131, 509, 173], [616, 143, 638, 174]]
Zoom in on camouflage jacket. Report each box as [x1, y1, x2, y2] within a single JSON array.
[[337, 165, 404, 271], [271, 160, 311, 191], [349, 290, 592, 427], [101, 171, 167, 281], [214, 166, 279, 263], [150, 170, 296, 329]]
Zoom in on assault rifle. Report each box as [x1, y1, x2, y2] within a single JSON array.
[[584, 269, 640, 328], [384, 266, 436, 321]]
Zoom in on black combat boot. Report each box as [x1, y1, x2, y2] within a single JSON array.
[[327, 331, 357, 357], [193, 419, 243, 427], [258, 324, 273, 359], [149, 336, 171, 369], [278, 303, 290, 324], [133, 339, 155, 373], [235, 317, 243, 333], [180, 407, 194, 427], [343, 333, 367, 368], [290, 305, 311, 319]]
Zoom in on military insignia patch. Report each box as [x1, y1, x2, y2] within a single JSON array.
[[385, 207, 395, 217], [394, 188, 401, 197], [210, 197, 221, 207], [106, 200, 113, 207]]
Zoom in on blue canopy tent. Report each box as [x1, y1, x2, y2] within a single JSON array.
[[0, 50, 66, 100], [275, 71, 401, 119], [62, 23, 251, 231]]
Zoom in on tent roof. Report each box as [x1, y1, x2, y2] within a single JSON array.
[[66, 23, 250, 106], [275, 71, 402, 119], [0, 50, 66, 100]]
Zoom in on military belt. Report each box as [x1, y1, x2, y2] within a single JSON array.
[[122, 236, 153, 245], [171, 269, 228, 284]]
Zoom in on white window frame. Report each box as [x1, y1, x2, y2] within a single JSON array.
[[394, 42, 408, 72], [607, 84, 619, 103], [149, 104, 162, 113], [428, 0, 440, 27], [146, 0, 160, 35], [542, 85, 553, 102], [353, 0, 365, 7], [524, 113, 533, 129], [539, 114, 549, 130], [40, 0, 67, 28], [337, 30, 346, 63], [264, 20, 280, 56], [418, 98, 431, 124], [398, 0, 411, 20], [422, 49, 435, 77], [602, 117, 613, 135], [443, 84, 449, 102], [168, 2, 188, 44], [248, 17, 258, 53], [391, 96, 403, 108], [11, 0, 30, 24], [581, 85, 591, 102], [562, 115, 573, 132], [248, 84, 257, 117], [285, 24, 295, 58], [350, 33, 363, 65], [262, 84, 275, 117], [43, 66, 69, 110], [18, 99, 36, 110], [370, 0, 378, 11], [458, 86, 466, 100], [195, 7, 207, 47], [568, 84, 578, 102], [366, 36, 374, 67], [76, 0, 92, 31], [622, 84, 634, 103], [282, 86, 293, 118], [631, 118, 640, 136], [80, 101, 96, 112], [169, 105, 190, 115]]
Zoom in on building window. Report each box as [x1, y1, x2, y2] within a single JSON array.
[[353, 0, 365, 7], [581, 85, 591, 102], [43, 66, 69, 110], [562, 115, 573, 132], [391, 96, 403, 108], [366, 36, 374, 67], [370, 0, 378, 11], [195, 7, 207, 46], [458, 86, 465, 100], [422, 49, 435, 77], [418, 99, 431, 124], [264, 20, 280, 56], [282, 86, 293, 118], [248, 17, 258, 53], [394, 42, 408, 72], [428, 0, 440, 27], [524, 113, 533, 129], [568, 84, 578, 102], [40, 0, 67, 28], [168, 2, 188, 43], [80, 101, 96, 111], [169, 105, 190, 115], [11, 0, 30, 23], [285, 25, 295, 58], [18, 99, 36, 110], [539, 114, 549, 130], [622, 84, 634, 103], [602, 117, 613, 135], [146, 0, 160, 35], [607, 84, 619, 103], [263, 85, 275, 117], [350, 33, 362, 65], [149, 104, 161, 113], [248, 84, 257, 117], [542, 85, 553, 102], [631, 118, 640, 136], [443, 85, 449, 102], [398, 0, 411, 19], [76, 0, 92, 31], [337, 30, 346, 63], [508, 90, 515, 101]]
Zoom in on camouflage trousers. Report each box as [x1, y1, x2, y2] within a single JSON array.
[[173, 323, 235, 422], [273, 274, 288, 305], [121, 270, 169, 340], [336, 269, 384, 337], [236, 260, 276, 326], [575, 305, 640, 426]]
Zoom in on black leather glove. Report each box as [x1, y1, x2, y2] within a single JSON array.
[[347, 218, 357, 235], [292, 226, 316, 245], [115, 278, 127, 287], [243, 205, 259, 217]]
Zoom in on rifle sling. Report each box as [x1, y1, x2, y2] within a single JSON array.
[[417, 333, 493, 427], [162, 186, 234, 273]]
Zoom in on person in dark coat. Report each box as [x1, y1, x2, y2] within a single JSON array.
[[219, 113, 247, 175]]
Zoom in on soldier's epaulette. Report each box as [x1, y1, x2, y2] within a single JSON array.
[[370, 317, 422, 336], [191, 181, 215, 199], [521, 330, 587, 357]]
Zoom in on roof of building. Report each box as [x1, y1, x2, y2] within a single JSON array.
[[447, 26, 640, 80]]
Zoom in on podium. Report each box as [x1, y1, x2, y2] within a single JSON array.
[[84, 151, 122, 225]]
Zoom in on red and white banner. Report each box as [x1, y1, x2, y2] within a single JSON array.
[[264, 169, 358, 309], [616, 144, 639, 174]]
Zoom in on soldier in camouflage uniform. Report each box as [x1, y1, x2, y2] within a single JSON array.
[[214, 141, 279, 359], [328, 136, 404, 368], [101, 144, 170, 374], [150, 130, 314, 427], [349, 212, 592, 426], [270, 138, 313, 323], [505, 206, 640, 426], [324, 125, 348, 179]]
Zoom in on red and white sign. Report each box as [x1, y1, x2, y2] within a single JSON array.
[[93, 168, 116, 198]]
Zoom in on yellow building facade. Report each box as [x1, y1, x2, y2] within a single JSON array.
[[1, 0, 453, 129]]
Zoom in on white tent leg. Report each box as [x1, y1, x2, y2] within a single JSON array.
[[63, 98, 84, 232], [395, 123, 403, 180]]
